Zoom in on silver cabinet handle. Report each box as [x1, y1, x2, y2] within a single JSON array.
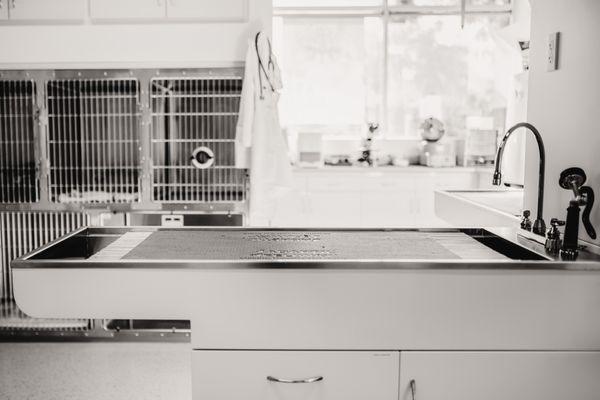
[[10, 0, 14, 9], [410, 379, 417, 400], [267, 375, 323, 384]]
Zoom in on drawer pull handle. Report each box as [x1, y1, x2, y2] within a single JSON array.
[[267, 375, 324, 384], [410, 379, 417, 400]]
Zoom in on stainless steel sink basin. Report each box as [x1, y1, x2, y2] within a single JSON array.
[[11, 227, 600, 353], [18, 227, 577, 266]]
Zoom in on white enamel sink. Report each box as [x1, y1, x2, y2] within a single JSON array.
[[435, 189, 524, 228]]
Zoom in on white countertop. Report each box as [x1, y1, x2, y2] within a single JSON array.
[[294, 165, 493, 174]]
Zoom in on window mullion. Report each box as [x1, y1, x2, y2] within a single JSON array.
[[382, 0, 389, 136]]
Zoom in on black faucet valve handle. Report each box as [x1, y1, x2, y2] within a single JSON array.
[[580, 186, 597, 240], [559, 167, 586, 191]]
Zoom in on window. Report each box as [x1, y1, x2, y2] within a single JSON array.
[[273, 0, 517, 138]]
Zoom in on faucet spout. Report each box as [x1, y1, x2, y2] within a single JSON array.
[[493, 122, 546, 236]]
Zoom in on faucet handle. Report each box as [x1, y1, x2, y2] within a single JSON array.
[[580, 186, 597, 239], [548, 218, 565, 238], [545, 218, 565, 256], [520, 210, 532, 231]]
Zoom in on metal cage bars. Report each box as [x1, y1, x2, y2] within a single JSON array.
[[0, 69, 248, 208], [0, 80, 39, 203], [46, 79, 142, 203], [150, 76, 247, 203]]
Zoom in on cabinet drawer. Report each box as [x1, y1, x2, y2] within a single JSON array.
[[166, 0, 248, 21], [8, 0, 85, 21], [306, 175, 362, 192], [90, 0, 167, 21], [192, 351, 399, 400]]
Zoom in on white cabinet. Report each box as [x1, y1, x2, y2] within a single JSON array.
[[360, 192, 415, 227], [0, 0, 8, 20], [166, 0, 248, 21], [307, 191, 361, 227], [90, 0, 248, 22], [192, 351, 399, 400], [7, 0, 85, 21], [90, 0, 166, 21], [304, 174, 361, 227], [360, 175, 416, 227], [271, 168, 483, 228], [399, 352, 600, 400]]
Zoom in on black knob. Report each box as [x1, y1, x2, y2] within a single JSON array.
[[559, 167, 586, 189]]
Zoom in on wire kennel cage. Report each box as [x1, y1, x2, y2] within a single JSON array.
[[0, 69, 248, 339], [151, 74, 247, 203]]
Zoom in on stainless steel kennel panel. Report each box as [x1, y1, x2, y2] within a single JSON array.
[[150, 75, 247, 203], [0, 80, 39, 203], [46, 78, 141, 203], [0, 211, 90, 330]]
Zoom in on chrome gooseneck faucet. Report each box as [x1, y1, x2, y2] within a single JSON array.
[[493, 122, 546, 236]]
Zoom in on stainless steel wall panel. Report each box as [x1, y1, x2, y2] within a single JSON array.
[[0, 211, 90, 329]]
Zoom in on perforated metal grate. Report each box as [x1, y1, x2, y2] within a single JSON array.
[[0, 80, 39, 203], [47, 79, 141, 203], [123, 230, 464, 261], [0, 211, 90, 330], [151, 76, 247, 203]]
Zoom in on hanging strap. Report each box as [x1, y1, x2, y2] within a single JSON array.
[[255, 31, 275, 99]]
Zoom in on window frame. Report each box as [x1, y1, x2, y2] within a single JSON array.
[[273, 1, 513, 137]]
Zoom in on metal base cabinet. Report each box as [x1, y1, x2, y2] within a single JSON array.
[[399, 351, 600, 400], [191, 350, 600, 400]]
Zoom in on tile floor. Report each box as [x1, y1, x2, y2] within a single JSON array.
[[0, 342, 192, 400]]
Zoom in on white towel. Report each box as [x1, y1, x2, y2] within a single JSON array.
[[236, 31, 293, 226]]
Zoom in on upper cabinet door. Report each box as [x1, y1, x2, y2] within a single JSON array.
[[8, 0, 85, 21], [0, 0, 8, 20], [166, 0, 248, 21], [90, 0, 167, 21]]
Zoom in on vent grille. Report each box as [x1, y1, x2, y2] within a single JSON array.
[[0, 211, 90, 330], [151, 77, 247, 203], [0, 80, 39, 203], [47, 79, 141, 203]]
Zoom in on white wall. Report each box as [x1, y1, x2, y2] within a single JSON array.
[[525, 0, 600, 246], [0, 0, 272, 68]]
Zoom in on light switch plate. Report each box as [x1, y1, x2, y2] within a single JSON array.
[[547, 32, 560, 71]]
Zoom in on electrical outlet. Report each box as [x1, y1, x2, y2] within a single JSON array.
[[547, 32, 560, 71]]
